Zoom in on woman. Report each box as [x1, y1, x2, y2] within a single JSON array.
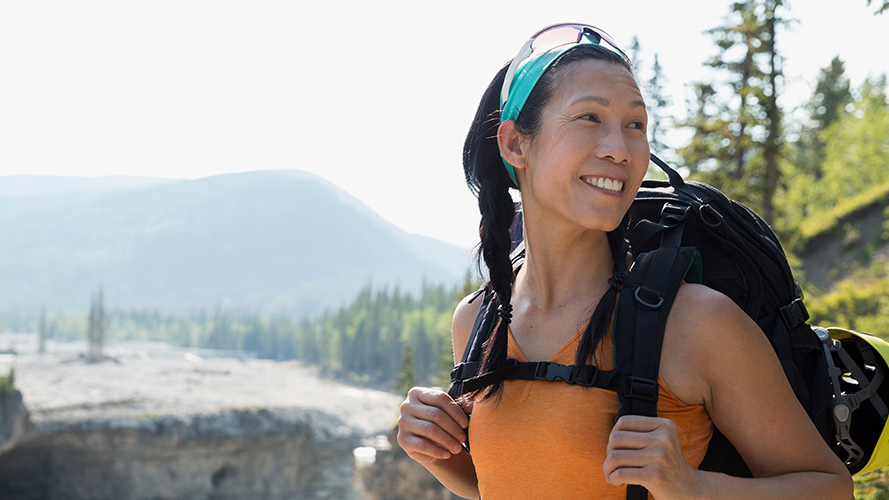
[[397, 23, 853, 499]]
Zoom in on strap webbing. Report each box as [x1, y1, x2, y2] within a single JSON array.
[[451, 359, 632, 396], [616, 246, 699, 500]]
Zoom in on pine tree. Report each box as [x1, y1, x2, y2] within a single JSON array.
[[646, 53, 673, 159], [867, 0, 889, 14], [395, 345, 417, 396], [797, 57, 852, 178], [627, 36, 642, 74], [86, 287, 105, 362], [677, 0, 788, 223]]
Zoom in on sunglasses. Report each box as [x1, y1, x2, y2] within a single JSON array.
[[500, 23, 630, 117], [498, 23, 630, 188]]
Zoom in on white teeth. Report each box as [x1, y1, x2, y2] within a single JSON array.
[[585, 177, 623, 193]]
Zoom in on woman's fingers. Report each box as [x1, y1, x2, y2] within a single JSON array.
[[603, 415, 699, 498], [397, 387, 470, 463], [413, 387, 470, 431]]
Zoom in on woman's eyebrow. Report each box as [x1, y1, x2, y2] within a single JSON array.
[[569, 96, 646, 108]]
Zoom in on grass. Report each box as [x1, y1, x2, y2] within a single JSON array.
[[800, 182, 889, 243], [856, 468, 889, 499]]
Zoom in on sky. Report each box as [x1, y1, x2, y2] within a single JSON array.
[[1, 1, 887, 249]]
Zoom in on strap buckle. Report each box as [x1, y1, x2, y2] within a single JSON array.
[[450, 362, 478, 382], [534, 362, 574, 383], [626, 376, 658, 402], [779, 298, 810, 330], [661, 203, 689, 225]]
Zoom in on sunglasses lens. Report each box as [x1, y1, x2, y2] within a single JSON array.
[[529, 26, 584, 53], [501, 23, 630, 116]]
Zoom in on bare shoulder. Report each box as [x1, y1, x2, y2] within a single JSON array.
[[452, 291, 486, 362], [667, 282, 753, 344], [660, 283, 765, 405]]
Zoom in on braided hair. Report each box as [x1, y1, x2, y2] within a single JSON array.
[[463, 44, 634, 399]]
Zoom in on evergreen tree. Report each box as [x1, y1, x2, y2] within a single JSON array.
[[86, 287, 105, 362], [677, 0, 788, 223], [627, 36, 642, 73], [810, 57, 853, 131], [395, 345, 417, 396], [867, 0, 889, 14], [794, 56, 852, 179], [646, 53, 673, 159]]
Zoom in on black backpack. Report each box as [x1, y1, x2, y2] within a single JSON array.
[[448, 154, 888, 499]]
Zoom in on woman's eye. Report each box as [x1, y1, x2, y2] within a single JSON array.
[[581, 114, 601, 123], [628, 121, 646, 131]]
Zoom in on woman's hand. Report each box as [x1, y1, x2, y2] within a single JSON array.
[[397, 387, 470, 465], [603, 415, 701, 500]]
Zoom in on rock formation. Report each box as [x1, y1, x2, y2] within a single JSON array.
[[0, 407, 360, 500]]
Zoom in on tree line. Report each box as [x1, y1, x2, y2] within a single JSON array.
[[1, 276, 478, 393]]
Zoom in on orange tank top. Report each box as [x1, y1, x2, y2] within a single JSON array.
[[468, 323, 713, 499]]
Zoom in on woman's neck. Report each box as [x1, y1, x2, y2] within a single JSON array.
[[514, 218, 614, 314]]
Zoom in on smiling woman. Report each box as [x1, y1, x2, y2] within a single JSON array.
[[395, 22, 854, 500]]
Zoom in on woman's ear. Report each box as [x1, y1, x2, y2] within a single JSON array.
[[497, 120, 528, 171]]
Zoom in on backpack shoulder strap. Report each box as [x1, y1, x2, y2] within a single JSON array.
[[615, 245, 701, 418], [616, 227, 701, 500], [448, 290, 497, 400]]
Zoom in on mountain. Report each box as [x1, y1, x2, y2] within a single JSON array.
[[0, 171, 470, 314]]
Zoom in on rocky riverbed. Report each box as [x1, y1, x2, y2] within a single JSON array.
[[0, 333, 440, 500]]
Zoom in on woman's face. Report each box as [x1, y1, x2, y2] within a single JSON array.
[[512, 59, 649, 234]]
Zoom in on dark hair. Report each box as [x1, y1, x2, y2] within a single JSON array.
[[463, 44, 634, 399]]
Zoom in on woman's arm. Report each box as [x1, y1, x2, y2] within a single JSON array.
[[395, 293, 482, 499], [604, 283, 853, 499]]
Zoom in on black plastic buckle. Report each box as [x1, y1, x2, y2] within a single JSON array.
[[634, 286, 664, 309], [661, 203, 689, 225], [661, 203, 689, 218], [450, 364, 464, 382], [450, 362, 480, 382], [779, 298, 810, 329], [534, 362, 574, 383], [626, 376, 658, 402]]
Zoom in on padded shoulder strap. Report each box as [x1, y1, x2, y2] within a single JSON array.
[[616, 245, 700, 500], [448, 291, 496, 400]]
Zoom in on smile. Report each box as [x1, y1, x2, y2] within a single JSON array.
[[582, 177, 624, 193]]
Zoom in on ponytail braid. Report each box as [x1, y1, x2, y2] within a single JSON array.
[[463, 62, 519, 399]]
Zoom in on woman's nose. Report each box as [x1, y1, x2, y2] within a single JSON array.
[[596, 126, 631, 163]]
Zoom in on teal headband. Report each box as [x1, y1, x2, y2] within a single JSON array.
[[499, 29, 606, 187]]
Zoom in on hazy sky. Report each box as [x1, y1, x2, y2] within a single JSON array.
[[1, 1, 887, 249]]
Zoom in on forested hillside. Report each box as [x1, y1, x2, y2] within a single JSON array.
[[0, 170, 468, 314]]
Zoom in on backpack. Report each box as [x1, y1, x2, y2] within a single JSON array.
[[448, 153, 889, 498]]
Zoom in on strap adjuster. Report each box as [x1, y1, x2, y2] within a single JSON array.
[[534, 362, 574, 383], [779, 298, 810, 329], [634, 286, 664, 309], [661, 203, 689, 218], [450, 362, 479, 382], [626, 376, 658, 402]]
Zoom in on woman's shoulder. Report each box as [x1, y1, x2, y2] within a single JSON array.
[[660, 282, 763, 405], [452, 290, 487, 361]]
